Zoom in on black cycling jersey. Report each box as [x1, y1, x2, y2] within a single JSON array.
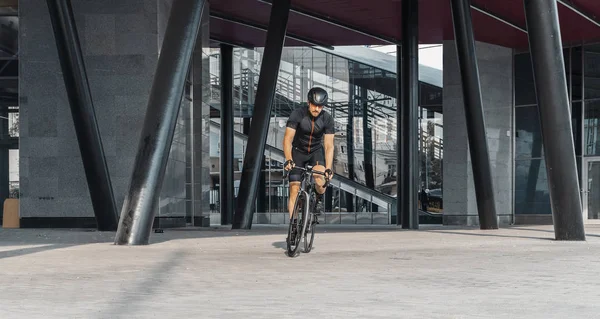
[[286, 106, 335, 154]]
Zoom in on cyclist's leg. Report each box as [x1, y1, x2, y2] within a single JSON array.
[[288, 148, 305, 219], [310, 149, 328, 215], [311, 148, 328, 195], [288, 182, 300, 219]]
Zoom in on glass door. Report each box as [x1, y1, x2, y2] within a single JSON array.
[[583, 158, 600, 219]]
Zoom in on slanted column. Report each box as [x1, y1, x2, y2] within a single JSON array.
[[114, 0, 205, 245], [46, 0, 118, 231], [232, 0, 291, 229], [449, 0, 499, 229], [523, 0, 585, 240]]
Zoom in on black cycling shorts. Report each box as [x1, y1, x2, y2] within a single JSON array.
[[289, 147, 325, 182]]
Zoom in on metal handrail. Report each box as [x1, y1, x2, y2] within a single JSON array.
[[209, 120, 397, 209]]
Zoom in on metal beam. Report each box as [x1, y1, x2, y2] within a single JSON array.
[[255, 0, 399, 44], [558, 0, 600, 28], [470, 4, 528, 33], [210, 36, 253, 50], [400, 0, 419, 229], [210, 11, 333, 50], [46, 0, 118, 231], [450, 0, 499, 229], [114, 0, 205, 245], [220, 43, 234, 225], [523, 0, 585, 240], [232, 0, 290, 230]]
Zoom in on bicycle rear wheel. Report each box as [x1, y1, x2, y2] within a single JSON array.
[[286, 192, 306, 257]]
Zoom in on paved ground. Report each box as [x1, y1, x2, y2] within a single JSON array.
[[1, 224, 600, 318]]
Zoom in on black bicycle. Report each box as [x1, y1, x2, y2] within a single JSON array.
[[283, 165, 330, 257]]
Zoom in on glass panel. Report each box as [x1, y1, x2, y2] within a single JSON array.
[[587, 161, 600, 219], [585, 99, 600, 156], [584, 44, 600, 99], [207, 44, 444, 221], [572, 46, 583, 101], [515, 106, 544, 159], [514, 159, 551, 214], [573, 101, 582, 156], [514, 53, 537, 106], [564, 47, 571, 99]]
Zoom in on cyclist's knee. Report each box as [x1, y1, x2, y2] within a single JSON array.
[[289, 182, 300, 194], [312, 164, 327, 187]]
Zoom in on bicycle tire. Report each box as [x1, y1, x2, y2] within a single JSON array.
[[286, 192, 305, 257], [302, 194, 315, 253], [303, 214, 316, 253]]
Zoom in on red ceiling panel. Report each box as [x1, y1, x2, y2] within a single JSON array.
[[557, 3, 600, 45], [289, 0, 403, 42], [207, 0, 600, 49]]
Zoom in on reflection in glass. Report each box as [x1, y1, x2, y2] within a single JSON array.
[[515, 106, 544, 159], [514, 53, 537, 106], [573, 102, 582, 156], [572, 46, 583, 101], [584, 44, 600, 99], [587, 161, 600, 219], [585, 99, 600, 156], [208, 45, 443, 218], [514, 159, 551, 214]]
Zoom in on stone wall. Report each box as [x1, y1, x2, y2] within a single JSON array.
[[442, 40, 514, 226]]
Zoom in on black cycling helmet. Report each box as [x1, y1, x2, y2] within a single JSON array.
[[307, 87, 328, 107]]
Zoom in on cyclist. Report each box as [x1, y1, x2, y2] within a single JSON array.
[[283, 87, 335, 219]]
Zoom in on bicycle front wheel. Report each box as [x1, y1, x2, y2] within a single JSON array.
[[303, 213, 316, 253], [286, 192, 306, 257]]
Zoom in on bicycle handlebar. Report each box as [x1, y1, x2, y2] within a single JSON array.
[[283, 165, 331, 180]]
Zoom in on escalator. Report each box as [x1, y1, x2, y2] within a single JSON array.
[[209, 120, 443, 224]]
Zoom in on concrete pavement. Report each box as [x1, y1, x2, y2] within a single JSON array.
[[0, 224, 599, 318]]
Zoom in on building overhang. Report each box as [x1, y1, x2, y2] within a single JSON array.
[[209, 0, 600, 49]]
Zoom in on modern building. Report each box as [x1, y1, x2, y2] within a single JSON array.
[[7, 0, 599, 242]]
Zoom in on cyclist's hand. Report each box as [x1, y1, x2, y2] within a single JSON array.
[[325, 169, 333, 180], [284, 160, 295, 171]]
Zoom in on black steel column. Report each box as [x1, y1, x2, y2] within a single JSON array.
[[243, 117, 251, 135], [396, 45, 401, 226], [114, 0, 205, 245], [450, 0, 499, 229], [325, 187, 333, 212], [362, 87, 375, 190], [399, 0, 419, 229], [46, 0, 118, 231], [523, 0, 585, 240], [220, 43, 234, 225], [257, 156, 267, 213], [361, 87, 377, 212], [232, 0, 290, 229], [346, 72, 356, 213], [0, 110, 8, 221]]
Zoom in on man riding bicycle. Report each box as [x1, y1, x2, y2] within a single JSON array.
[[283, 87, 335, 219]]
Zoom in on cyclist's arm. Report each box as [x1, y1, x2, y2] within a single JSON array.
[[284, 110, 301, 166], [324, 114, 335, 174], [283, 127, 296, 164], [324, 133, 334, 172]]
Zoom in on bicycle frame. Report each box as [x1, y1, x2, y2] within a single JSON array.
[[288, 165, 328, 201]]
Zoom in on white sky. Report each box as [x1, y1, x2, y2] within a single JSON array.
[[368, 44, 443, 70]]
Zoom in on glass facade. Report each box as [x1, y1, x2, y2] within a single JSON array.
[[513, 44, 600, 215], [158, 4, 211, 226], [208, 45, 443, 224]]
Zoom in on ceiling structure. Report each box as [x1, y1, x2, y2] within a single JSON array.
[[209, 0, 600, 50]]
